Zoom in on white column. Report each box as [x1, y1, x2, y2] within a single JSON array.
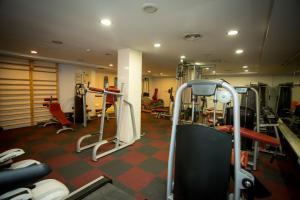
[[118, 48, 142, 142]]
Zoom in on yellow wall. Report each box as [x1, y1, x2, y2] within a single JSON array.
[[148, 77, 177, 106]]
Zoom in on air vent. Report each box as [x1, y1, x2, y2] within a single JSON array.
[[183, 33, 202, 41], [210, 59, 222, 63], [52, 40, 63, 45], [142, 3, 158, 14]]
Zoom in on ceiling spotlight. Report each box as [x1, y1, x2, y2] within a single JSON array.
[[205, 67, 210, 70], [180, 59, 183, 62], [147, 70, 151, 73], [180, 55, 186, 59], [227, 30, 239, 36], [244, 69, 249, 72], [109, 64, 113, 67], [86, 49, 91, 52], [100, 18, 112, 26], [242, 65, 248, 69], [212, 70, 216, 74], [154, 43, 161, 48], [30, 50, 38, 54], [235, 49, 244, 54], [160, 72, 163, 75]]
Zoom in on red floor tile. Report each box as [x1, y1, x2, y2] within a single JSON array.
[[117, 167, 155, 192], [120, 151, 148, 165]]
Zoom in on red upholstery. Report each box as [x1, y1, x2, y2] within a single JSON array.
[[89, 87, 104, 92], [152, 88, 158, 102], [231, 150, 249, 168], [106, 87, 119, 104], [152, 108, 169, 112], [49, 103, 72, 126], [216, 125, 233, 132], [239, 127, 280, 147], [44, 97, 58, 101], [216, 125, 280, 147], [107, 86, 120, 93]]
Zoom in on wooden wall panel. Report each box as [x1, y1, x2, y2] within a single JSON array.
[[0, 57, 59, 130]]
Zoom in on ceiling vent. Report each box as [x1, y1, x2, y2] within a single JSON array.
[[210, 59, 222, 63], [142, 3, 158, 14], [52, 40, 63, 45], [183, 33, 202, 41]]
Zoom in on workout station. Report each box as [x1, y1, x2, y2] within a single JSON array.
[[0, 1, 300, 200]]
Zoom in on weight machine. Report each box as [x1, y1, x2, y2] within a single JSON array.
[[167, 79, 254, 200], [176, 62, 215, 123]]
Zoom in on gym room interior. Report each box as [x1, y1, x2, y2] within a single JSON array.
[[0, 0, 300, 200]]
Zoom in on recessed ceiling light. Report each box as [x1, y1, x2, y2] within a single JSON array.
[[180, 59, 183, 62], [86, 49, 91, 52], [100, 18, 111, 26], [244, 69, 249, 72], [180, 55, 186, 59], [109, 64, 113, 67], [147, 70, 151, 73], [205, 67, 209, 70], [142, 3, 158, 14], [154, 43, 161, 48], [30, 50, 38, 54], [212, 70, 216, 74], [235, 49, 244, 54], [242, 65, 248, 69], [160, 72, 163, 75], [227, 30, 239, 36]]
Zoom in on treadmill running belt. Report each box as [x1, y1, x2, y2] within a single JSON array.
[[81, 183, 135, 200]]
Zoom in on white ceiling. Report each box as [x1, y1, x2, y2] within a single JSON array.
[[0, 0, 299, 76]]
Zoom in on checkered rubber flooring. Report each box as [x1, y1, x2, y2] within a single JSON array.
[[1, 113, 300, 200]]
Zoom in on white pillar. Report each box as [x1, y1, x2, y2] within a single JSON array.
[[118, 48, 142, 142]]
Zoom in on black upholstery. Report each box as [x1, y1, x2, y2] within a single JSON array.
[[0, 163, 51, 194], [225, 106, 255, 149], [174, 124, 232, 200], [225, 106, 255, 129]]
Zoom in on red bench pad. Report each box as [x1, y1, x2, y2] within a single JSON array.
[[49, 103, 72, 126], [216, 125, 280, 147]]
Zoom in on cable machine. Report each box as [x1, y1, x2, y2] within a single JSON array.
[[176, 62, 215, 123]]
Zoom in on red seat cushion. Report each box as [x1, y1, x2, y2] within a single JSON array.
[[49, 103, 72, 126]]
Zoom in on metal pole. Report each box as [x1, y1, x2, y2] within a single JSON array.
[[222, 82, 241, 200], [167, 83, 187, 200]]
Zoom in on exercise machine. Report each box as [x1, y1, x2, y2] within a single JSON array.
[[176, 62, 215, 123], [0, 148, 39, 169], [77, 84, 137, 161], [167, 79, 254, 200], [142, 77, 150, 97], [153, 87, 174, 119], [0, 162, 135, 200], [217, 86, 281, 170], [41, 96, 74, 134]]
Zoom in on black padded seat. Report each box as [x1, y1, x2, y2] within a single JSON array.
[[174, 124, 232, 200]]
